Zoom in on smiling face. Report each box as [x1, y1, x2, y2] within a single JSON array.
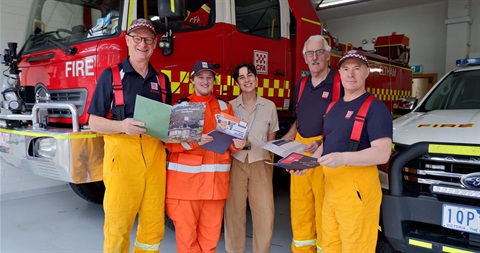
[[338, 58, 370, 94], [126, 28, 157, 62], [192, 70, 215, 96], [236, 66, 257, 94], [219, 120, 228, 130]]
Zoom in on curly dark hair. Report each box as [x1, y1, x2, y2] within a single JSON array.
[[232, 62, 257, 82]]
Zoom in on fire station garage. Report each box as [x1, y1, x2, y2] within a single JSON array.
[[1, 0, 479, 252]]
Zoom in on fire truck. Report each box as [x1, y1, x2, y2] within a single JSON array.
[[1, 0, 410, 222]]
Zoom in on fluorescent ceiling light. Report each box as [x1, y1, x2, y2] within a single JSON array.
[[317, 0, 372, 10]]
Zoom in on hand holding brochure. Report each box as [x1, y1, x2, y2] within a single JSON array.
[[133, 95, 205, 142], [215, 112, 249, 139], [200, 113, 248, 154], [200, 130, 234, 154], [251, 136, 306, 158], [266, 152, 320, 170], [251, 136, 317, 170]]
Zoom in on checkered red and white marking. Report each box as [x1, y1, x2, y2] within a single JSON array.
[[254, 50, 268, 75]]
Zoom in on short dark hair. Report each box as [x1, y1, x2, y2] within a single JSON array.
[[233, 62, 256, 82]]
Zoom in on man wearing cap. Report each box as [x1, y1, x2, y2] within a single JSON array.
[[297, 50, 392, 252], [283, 35, 341, 253], [88, 18, 172, 253], [165, 61, 246, 253]]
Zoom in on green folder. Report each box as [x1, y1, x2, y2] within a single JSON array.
[[133, 95, 172, 142]]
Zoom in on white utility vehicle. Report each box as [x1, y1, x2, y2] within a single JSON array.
[[380, 58, 480, 253]]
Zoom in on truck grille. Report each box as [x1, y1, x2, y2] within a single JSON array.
[[47, 89, 87, 117], [402, 154, 480, 198]]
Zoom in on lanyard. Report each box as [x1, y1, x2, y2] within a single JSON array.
[[237, 103, 259, 135]]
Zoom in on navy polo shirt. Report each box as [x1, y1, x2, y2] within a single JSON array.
[[88, 57, 172, 120], [292, 68, 338, 138], [322, 92, 393, 155]]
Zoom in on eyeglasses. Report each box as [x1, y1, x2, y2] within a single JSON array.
[[127, 35, 155, 45], [305, 49, 327, 57]]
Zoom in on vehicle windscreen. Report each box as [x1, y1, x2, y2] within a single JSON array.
[[138, 0, 214, 35], [419, 69, 480, 111], [23, 0, 121, 53]]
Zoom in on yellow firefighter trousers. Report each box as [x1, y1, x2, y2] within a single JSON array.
[[103, 134, 166, 253], [322, 164, 381, 253], [291, 133, 324, 253]]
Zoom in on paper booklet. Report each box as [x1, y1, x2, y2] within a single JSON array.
[[134, 95, 206, 143], [200, 113, 249, 154], [265, 152, 320, 170], [200, 130, 235, 154], [252, 136, 306, 158], [214, 112, 249, 139]]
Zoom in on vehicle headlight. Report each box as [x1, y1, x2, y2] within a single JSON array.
[[34, 137, 56, 158]]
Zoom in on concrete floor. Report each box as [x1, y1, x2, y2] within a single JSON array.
[[0, 172, 293, 253]]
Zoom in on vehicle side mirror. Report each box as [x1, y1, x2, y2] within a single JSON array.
[[393, 97, 417, 117], [158, 28, 173, 56]]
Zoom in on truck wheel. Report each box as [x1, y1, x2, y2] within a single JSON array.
[[69, 182, 105, 205], [376, 237, 397, 253]]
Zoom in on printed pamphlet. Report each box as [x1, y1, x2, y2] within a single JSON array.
[[134, 95, 205, 143], [167, 102, 206, 143], [215, 112, 249, 139], [252, 136, 306, 158], [200, 112, 248, 154], [266, 152, 319, 170]]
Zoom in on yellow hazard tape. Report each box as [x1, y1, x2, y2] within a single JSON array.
[[408, 238, 432, 249], [442, 246, 475, 253], [408, 239, 432, 249], [442, 246, 476, 253], [429, 144, 480, 156], [409, 238, 477, 252], [170, 0, 175, 13], [0, 128, 97, 140]]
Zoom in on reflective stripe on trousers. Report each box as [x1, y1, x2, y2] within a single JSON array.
[[291, 133, 324, 253], [134, 241, 161, 251]]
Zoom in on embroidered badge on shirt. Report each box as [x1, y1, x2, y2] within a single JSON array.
[[151, 82, 158, 90], [345, 111, 354, 119], [322, 91, 330, 99]]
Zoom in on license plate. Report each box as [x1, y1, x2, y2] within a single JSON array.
[[442, 204, 480, 234]]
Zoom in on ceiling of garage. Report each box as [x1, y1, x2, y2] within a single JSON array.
[[312, 0, 442, 21]]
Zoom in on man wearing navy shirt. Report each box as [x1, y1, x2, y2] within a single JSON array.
[[295, 50, 392, 252], [88, 19, 172, 253], [282, 35, 339, 253]]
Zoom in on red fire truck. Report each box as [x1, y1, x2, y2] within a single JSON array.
[[0, 0, 411, 215]]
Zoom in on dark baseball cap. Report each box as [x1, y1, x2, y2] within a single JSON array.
[[338, 50, 369, 68], [127, 19, 156, 36], [191, 61, 218, 77]]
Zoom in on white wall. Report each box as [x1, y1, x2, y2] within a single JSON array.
[[1, 0, 66, 199], [471, 1, 480, 57], [320, 1, 480, 77]]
